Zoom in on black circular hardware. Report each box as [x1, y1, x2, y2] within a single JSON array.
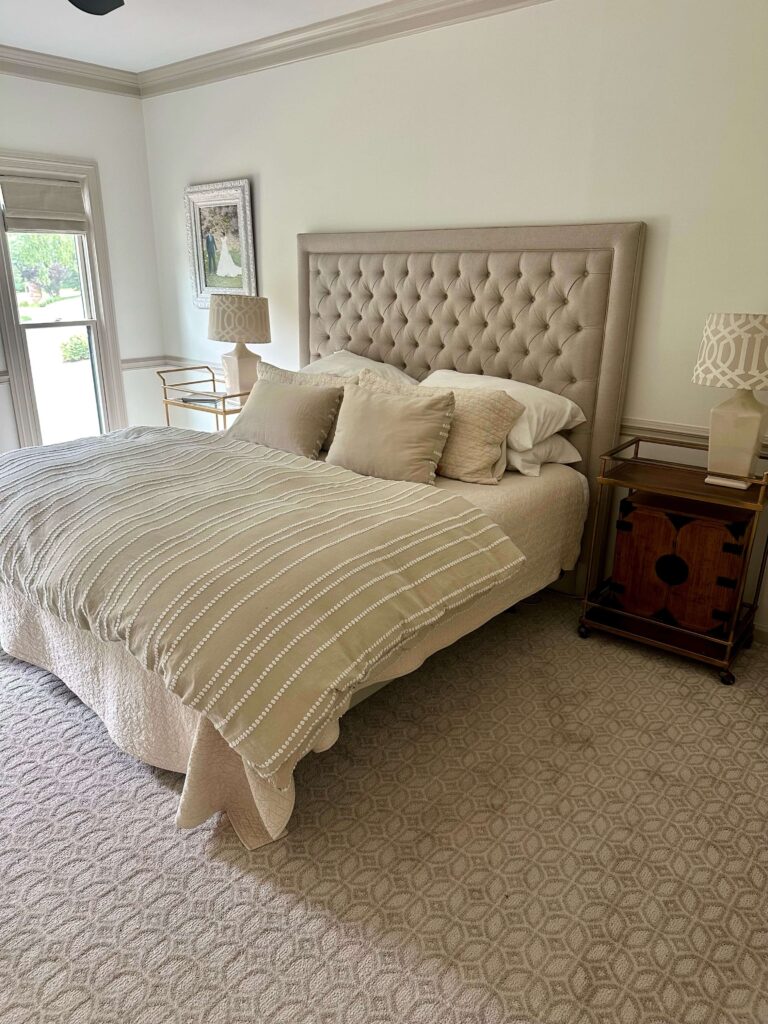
[[655, 553, 689, 586]]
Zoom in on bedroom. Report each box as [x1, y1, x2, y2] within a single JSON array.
[[0, 1, 767, 1022]]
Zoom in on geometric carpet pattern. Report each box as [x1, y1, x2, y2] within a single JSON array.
[[1, 594, 767, 1024]]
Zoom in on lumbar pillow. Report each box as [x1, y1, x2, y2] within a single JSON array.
[[506, 433, 582, 477], [358, 369, 523, 485], [424, 369, 585, 452], [301, 351, 416, 386], [326, 383, 454, 485], [228, 378, 342, 459]]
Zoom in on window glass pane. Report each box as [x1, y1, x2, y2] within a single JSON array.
[[8, 232, 86, 324], [25, 325, 102, 444]]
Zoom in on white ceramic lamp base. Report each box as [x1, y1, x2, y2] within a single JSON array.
[[705, 389, 767, 489], [221, 343, 260, 395]]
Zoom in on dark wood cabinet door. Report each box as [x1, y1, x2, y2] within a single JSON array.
[[609, 494, 749, 636], [612, 507, 676, 618], [668, 520, 743, 633]]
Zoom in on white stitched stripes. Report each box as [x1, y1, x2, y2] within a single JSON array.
[[0, 426, 526, 782]]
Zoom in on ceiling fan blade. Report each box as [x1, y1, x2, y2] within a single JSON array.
[[67, 0, 125, 14]]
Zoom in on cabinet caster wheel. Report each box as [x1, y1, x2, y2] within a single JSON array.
[[718, 670, 736, 686], [577, 624, 591, 639]]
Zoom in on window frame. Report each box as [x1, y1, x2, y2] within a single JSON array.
[[0, 151, 127, 447]]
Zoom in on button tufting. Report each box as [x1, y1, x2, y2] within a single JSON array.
[[576, 325, 583, 332], [549, 271, 555, 278]]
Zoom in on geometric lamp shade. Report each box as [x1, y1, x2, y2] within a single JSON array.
[[692, 312, 768, 389], [208, 294, 271, 346]]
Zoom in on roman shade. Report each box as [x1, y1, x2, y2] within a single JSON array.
[[0, 175, 88, 233]]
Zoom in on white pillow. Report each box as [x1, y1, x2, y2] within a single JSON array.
[[301, 351, 416, 385], [423, 369, 585, 452], [507, 434, 582, 477]]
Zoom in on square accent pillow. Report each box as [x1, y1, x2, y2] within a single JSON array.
[[256, 359, 356, 449], [326, 383, 454, 485], [358, 369, 523, 485], [424, 369, 585, 452], [228, 378, 342, 459]]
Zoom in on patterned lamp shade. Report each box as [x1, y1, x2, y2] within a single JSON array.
[[207, 295, 271, 345], [692, 313, 768, 389]]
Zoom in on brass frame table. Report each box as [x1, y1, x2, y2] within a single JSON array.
[[157, 366, 248, 431]]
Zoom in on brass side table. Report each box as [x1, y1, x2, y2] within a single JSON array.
[[579, 436, 768, 684], [157, 366, 248, 431]]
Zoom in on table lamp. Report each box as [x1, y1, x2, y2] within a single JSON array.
[[208, 294, 270, 394], [692, 312, 768, 488]]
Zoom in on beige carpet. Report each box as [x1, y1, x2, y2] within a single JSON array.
[[1, 594, 768, 1024]]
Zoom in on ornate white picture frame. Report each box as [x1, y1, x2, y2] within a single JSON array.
[[184, 178, 256, 308]]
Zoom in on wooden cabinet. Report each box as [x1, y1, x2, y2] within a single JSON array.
[[580, 437, 768, 684]]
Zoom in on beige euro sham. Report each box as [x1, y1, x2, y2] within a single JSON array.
[[357, 369, 524, 485]]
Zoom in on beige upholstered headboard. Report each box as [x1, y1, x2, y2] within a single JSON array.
[[298, 223, 645, 586]]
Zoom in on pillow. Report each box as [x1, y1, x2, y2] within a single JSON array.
[[326, 383, 454, 485], [256, 359, 355, 449], [423, 369, 586, 452], [228, 378, 342, 459], [301, 351, 416, 386], [359, 370, 523, 485], [506, 434, 582, 477], [257, 359, 352, 390]]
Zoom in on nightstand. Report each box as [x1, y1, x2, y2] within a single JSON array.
[[579, 436, 768, 684], [157, 365, 248, 430]]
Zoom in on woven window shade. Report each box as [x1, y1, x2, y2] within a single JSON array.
[[0, 176, 87, 233]]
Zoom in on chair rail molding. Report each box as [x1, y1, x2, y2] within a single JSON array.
[[0, 0, 553, 98]]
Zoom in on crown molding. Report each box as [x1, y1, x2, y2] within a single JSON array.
[[0, 0, 553, 99], [0, 44, 140, 97], [139, 0, 552, 97]]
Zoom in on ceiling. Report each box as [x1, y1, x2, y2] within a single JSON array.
[[0, 0, 387, 73]]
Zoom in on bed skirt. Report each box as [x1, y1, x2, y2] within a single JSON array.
[[0, 571, 540, 849]]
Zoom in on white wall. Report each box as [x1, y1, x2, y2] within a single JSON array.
[[141, 0, 768, 436], [0, 74, 165, 447]]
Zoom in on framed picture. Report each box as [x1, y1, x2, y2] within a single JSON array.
[[184, 179, 256, 308]]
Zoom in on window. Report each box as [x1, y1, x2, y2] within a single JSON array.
[[0, 156, 126, 447]]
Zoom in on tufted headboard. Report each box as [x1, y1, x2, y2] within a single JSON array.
[[298, 223, 645, 586]]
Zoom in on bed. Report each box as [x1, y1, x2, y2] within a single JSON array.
[[0, 222, 645, 848]]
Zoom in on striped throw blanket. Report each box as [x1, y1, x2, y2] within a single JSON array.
[[0, 427, 524, 783]]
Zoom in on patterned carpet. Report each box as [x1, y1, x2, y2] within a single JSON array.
[[1, 593, 768, 1024]]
